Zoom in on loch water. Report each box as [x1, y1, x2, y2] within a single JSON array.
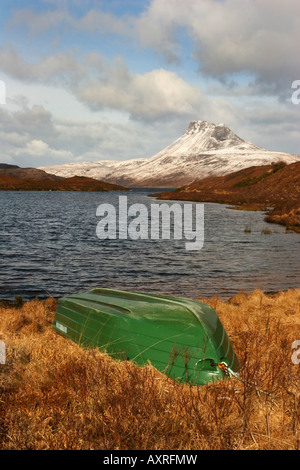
[[0, 189, 299, 301]]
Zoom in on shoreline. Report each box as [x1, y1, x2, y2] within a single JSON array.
[[149, 162, 300, 233], [0, 285, 298, 307], [150, 193, 300, 233]]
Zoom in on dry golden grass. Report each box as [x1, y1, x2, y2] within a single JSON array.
[[0, 289, 299, 450]]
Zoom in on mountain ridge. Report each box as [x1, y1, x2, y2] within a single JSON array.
[[38, 120, 300, 188]]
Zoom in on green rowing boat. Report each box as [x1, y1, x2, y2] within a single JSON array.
[[53, 288, 240, 385]]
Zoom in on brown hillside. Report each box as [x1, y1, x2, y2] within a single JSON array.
[[0, 166, 62, 181], [152, 162, 300, 231], [0, 173, 127, 192]]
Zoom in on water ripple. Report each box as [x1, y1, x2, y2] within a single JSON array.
[[0, 190, 299, 301]]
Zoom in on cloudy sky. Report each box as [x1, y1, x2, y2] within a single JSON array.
[[0, 0, 299, 168]]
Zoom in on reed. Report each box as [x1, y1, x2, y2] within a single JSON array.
[[0, 289, 299, 450]]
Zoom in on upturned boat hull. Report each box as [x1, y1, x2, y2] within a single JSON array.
[[53, 288, 240, 385]]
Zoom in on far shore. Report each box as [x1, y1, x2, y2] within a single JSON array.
[[149, 162, 300, 233]]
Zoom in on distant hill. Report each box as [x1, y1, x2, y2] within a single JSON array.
[[0, 165, 127, 191], [0, 164, 20, 170], [151, 161, 300, 231], [0, 165, 62, 181]]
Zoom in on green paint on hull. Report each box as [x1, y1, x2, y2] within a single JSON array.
[[53, 288, 240, 385]]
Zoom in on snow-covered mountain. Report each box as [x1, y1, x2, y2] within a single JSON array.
[[39, 121, 300, 187]]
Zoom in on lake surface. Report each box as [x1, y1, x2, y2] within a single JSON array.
[[0, 189, 299, 301]]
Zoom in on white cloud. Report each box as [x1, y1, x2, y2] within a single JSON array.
[[0, 47, 86, 88], [134, 0, 300, 90], [135, 2, 181, 64], [0, 48, 209, 122], [6, 1, 300, 92], [0, 104, 73, 166], [77, 66, 208, 121], [15, 139, 73, 162]]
